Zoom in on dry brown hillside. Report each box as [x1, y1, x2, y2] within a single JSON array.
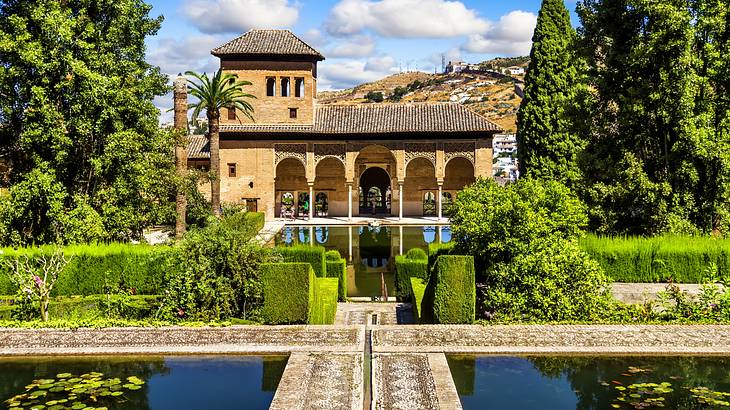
[[317, 71, 523, 133]]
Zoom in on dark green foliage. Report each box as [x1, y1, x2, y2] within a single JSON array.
[[261, 263, 313, 324], [389, 87, 408, 102], [0, 0, 176, 245], [410, 277, 427, 324], [577, 0, 730, 235], [365, 91, 384, 103], [219, 212, 265, 239], [428, 242, 455, 267], [395, 248, 429, 301], [432, 256, 475, 324], [517, 0, 583, 186], [450, 178, 587, 273], [580, 235, 730, 283], [277, 245, 327, 277], [309, 277, 338, 325], [0, 244, 170, 296], [324, 250, 347, 301], [159, 213, 271, 321]]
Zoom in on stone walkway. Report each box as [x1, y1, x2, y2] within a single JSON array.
[[4, 324, 730, 409], [335, 303, 414, 325], [611, 283, 722, 304], [254, 220, 286, 245], [275, 216, 449, 226]]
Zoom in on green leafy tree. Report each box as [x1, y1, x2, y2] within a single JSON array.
[[0, 0, 175, 245], [365, 91, 384, 103], [517, 0, 583, 187], [186, 70, 255, 217]]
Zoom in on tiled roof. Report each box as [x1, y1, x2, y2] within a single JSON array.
[[212, 29, 324, 60], [220, 104, 502, 135], [187, 135, 209, 159]]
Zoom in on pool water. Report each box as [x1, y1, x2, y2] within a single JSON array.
[[275, 225, 452, 297], [447, 355, 730, 410], [0, 355, 288, 410]]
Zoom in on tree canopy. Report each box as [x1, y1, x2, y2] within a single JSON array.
[[0, 0, 174, 245]]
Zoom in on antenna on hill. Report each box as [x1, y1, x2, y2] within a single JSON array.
[[441, 54, 446, 74]]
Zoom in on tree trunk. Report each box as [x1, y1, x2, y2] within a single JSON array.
[[40, 296, 49, 322], [209, 112, 221, 217], [173, 76, 188, 238]]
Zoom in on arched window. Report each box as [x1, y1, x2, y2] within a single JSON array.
[[295, 78, 304, 98], [423, 191, 436, 216], [442, 191, 454, 216], [266, 77, 276, 96], [298, 192, 309, 216], [315, 192, 329, 217], [281, 78, 290, 97]]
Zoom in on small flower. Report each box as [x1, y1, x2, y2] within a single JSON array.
[[32, 275, 44, 289], [177, 308, 185, 318]]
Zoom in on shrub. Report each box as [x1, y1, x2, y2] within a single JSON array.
[[0, 295, 162, 321], [432, 255, 475, 324], [580, 234, 730, 283], [410, 277, 427, 323], [261, 263, 313, 324], [450, 178, 587, 274], [277, 245, 326, 277], [220, 211, 265, 240], [428, 242, 455, 267], [485, 240, 612, 322], [325, 250, 347, 301], [309, 277, 338, 325], [365, 91, 384, 103], [0, 244, 171, 296], [159, 214, 271, 322], [395, 248, 429, 301]]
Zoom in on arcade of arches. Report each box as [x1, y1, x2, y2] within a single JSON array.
[[270, 141, 490, 220]]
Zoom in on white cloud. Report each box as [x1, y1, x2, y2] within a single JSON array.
[[147, 35, 221, 77], [182, 0, 299, 34], [325, 0, 489, 38], [301, 29, 328, 49], [462, 10, 537, 56], [319, 57, 398, 90], [327, 36, 376, 58]]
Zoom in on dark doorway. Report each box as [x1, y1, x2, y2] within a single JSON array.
[[359, 167, 391, 215]]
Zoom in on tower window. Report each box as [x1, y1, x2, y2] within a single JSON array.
[[281, 77, 290, 97], [295, 78, 304, 98], [289, 108, 298, 119], [266, 77, 276, 96], [227, 107, 236, 120], [228, 163, 237, 178]]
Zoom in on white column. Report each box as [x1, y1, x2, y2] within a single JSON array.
[[398, 182, 404, 220], [399, 225, 403, 255], [437, 183, 443, 221], [347, 183, 353, 221], [348, 226, 353, 262], [309, 226, 314, 246], [308, 183, 314, 221]]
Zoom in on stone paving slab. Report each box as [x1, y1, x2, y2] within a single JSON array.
[[0, 325, 364, 356], [335, 303, 414, 325], [611, 283, 722, 304], [270, 352, 363, 410], [372, 325, 730, 355]]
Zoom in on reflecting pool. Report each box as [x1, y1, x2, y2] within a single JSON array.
[[447, 355, 730, 410], [275, 225, 451, 297], [0, 355, 288, 410]]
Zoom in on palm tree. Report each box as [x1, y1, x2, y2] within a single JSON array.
[[186, 70, 255, 217]]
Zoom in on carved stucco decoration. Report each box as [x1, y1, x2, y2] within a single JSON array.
[[274, 143, 307, 166], [404, 143, 437, 167], [349, 142, 399, 152], [314, 143, 346, 165], [444, 142, 475, 165]]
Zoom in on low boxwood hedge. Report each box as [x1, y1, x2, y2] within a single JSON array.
[[395, 247, 429, 301], [325, 250, 347, 301], [261, 262, 314, 324], [277, 245, 327, 277], [410, 277, 427, 324], [309, 277, 338, 325], [0, 295, 162, 321], [432, 255, 475, 324]]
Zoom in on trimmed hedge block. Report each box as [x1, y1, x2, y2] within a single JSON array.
[[261, 262, 314, 324], [433, 255, 475, 324], [428, 242, 455, 267], [410, 277, 427, 324], [395, 252, 429, 301], [0, 244, 172, 296], [220, 211, 265, 240], [325, 250, 348, 301], [0, 295, 162, 321], [277, 245, 327, 277], [309, 277, 338, 325]]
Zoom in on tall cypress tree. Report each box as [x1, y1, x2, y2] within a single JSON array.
[[517, 0, 582, 186]]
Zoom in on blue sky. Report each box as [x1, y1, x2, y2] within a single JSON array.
[[146, 0, 580, 119]]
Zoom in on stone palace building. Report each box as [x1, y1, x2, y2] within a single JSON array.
[[188, 29, 502, 221]]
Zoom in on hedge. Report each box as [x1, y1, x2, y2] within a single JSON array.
[[0, 295, 162, 321], [410, 277, 427, 324], [309, 277, 338, 325], [325, 250, 347, 301], [261, 262, 314, 324], [428, 242, 455, 267], [0, 244, 172, 296], [277, 245, 327, 277], [220, 211, 265, 240], [432, 255, 475, 324], [395, 248, 429, 301], [580, 235, 730, 283]]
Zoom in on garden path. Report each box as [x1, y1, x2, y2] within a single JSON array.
[[334, 302, 414, 325]]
